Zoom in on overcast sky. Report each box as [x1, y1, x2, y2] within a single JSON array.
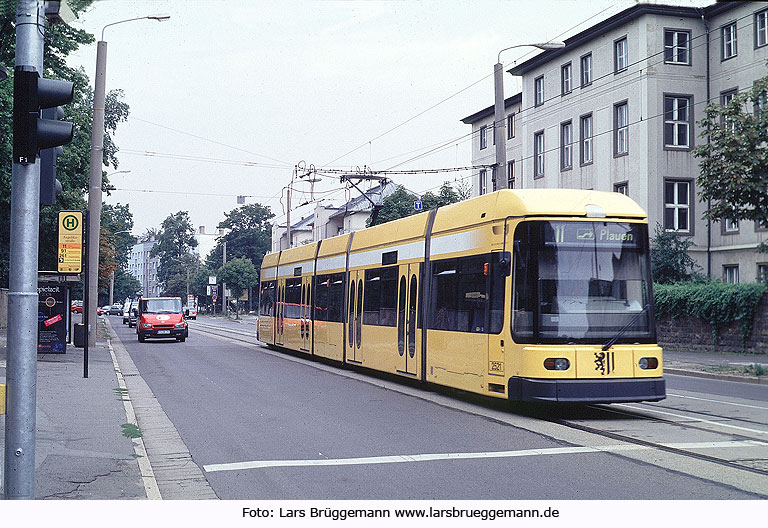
[[65, 0, 711, 247]]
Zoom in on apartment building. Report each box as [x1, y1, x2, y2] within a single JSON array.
[[128, 239, 161, 297], [462, 1, 768, 283]]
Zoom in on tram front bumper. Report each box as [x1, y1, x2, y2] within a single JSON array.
[[508, 376, 666, 403]]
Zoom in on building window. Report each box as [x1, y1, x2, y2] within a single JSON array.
[[534, 76, 544, 106], [723, 218, 740, 234], [615, 102, 629, 156], [479, 169, 487, 195], [534, 131, 545, 178], [580, 113, 593, 164], [507, 113, 515, 139], [615, 37, 628, 72], [561, 121, 573, 170], [721, 89, 738, 130], [758, 263, 768, 283], [480, 125, 488, 149], [614, 182, 628, 195], [664, 29, 691, 64], [757, 9, 768, 48], [723, 265, 739, 284], [722, 22, 737, 60], [580, 53, 592, 87], [561, 62, 572, 95], [664, 180, 691, 233], [756, 219, 768, 232], [507, 160, 515, 189], [664, 95, 691, 149], [491, 166, 497, 192]]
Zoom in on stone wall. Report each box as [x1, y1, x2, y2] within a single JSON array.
[[656, 294, 768, 354]]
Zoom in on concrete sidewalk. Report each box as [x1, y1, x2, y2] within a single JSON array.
[[0, 320, 147, 499]]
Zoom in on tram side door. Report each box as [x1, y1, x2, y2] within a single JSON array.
[[275, 279, 285, 346], [300, 277, 312, 352], [396, 263, 421, 377], [346, 270, 363, 364]]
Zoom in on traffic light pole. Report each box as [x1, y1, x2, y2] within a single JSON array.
[[4, 0, 44, 500]]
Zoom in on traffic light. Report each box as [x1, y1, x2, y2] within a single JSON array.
[[13, 65, 74, 165], [40, 106, 66, 205]]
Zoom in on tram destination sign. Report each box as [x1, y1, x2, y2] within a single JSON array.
[[57, 210, 84, 274], [548, 221, 642, 248]]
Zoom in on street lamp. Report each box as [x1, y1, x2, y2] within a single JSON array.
[[493, 41, 565, 190], [86, 15, 169, 345]]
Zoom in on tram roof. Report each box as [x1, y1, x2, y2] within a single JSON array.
[[435, 189, 647, 228]]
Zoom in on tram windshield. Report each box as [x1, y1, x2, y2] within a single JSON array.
[[512, 221, 654, 344]]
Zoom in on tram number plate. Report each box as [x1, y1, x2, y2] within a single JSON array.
[[489, 361, 503, 373], [157, 330, 170, 335]]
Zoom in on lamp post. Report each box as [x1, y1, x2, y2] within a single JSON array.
[[86, 15, 169, 345], [493, 42, 565, 190]]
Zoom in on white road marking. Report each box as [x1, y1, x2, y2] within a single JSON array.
[[667, 392, 768, 411], [203, 440, 767, 473], [617, 403, 768, 435]]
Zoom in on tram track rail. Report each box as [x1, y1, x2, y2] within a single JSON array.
[[190, 319, 768, 482]]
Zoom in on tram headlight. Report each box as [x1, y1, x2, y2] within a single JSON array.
[[544, 358, 570, 371], [638, 357, 658, 370]]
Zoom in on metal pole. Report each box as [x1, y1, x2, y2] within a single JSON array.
[[83, 210, 89, 379], [86, 40, 107, 346], [285, 184, 291, 249], [4, 0, 44, 500], [222, 241, 227, 314], [493, 61, 507, 190]]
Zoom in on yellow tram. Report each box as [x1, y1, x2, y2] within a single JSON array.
[[257, 189, 665, 403]]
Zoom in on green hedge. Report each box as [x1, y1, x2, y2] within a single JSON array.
[[654, 281, 767, 346]]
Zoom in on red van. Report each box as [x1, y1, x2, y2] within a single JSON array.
[[136, 297, 188, 343]]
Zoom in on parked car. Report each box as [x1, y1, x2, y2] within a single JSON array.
[[109, 303, 123, 315], [184, 306, 197, 320], [97, 306, 107, 316], [71, 300, 83, 313]]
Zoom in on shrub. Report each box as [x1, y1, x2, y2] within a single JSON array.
[[654, 280, 767, 346]]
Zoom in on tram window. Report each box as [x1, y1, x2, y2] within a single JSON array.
[[512, 220, 653, 344], [284, 278, 302, 318], [314, 276, 328, 321], [363, 267, 398, 327], [259, 280, 275, 317], [363, 270, 381, 325], [328, 274, 345, 323], [315, 273, 345, 323], [430, 253, 505, 334]]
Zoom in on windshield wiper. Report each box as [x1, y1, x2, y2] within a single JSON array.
[[602, 304, 649, 351]]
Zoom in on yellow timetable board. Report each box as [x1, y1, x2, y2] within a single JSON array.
[[58, 211, 83, 273]]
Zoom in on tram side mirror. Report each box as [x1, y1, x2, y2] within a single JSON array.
[[131, 308, 137, 315], [498, 251, 511, 277], [185, 309, 189, 316]]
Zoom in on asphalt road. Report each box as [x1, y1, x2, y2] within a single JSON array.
[[110, 315, 768, 500]]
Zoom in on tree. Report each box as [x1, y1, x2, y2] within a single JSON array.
[[150, 212, 199, 297], [368, 182, 463, 227], [368, 185, 419, 227], [1, 2, 131, 288], [693, 70, 768, 251], [205, 203, 274, 271], [650, 223, 702, 284], [218, 257, 259, 318]]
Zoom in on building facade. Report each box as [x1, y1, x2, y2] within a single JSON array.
[[128, 239, 161, 297], [463, 1, 768, 283]]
